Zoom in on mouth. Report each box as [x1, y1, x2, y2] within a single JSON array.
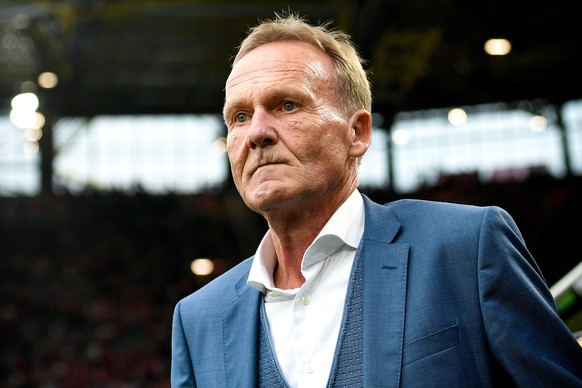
[[251, 161, 284, 176], [255, 162, 277, 171], [246, 152, 288, 177]]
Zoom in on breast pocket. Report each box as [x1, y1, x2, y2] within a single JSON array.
[[402, 323, 459, 366]]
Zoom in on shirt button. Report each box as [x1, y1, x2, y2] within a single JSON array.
[[306, 360, 314, 374], [300, 294, 311, 305]]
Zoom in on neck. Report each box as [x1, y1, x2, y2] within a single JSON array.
[[265, 189, 356, 289]]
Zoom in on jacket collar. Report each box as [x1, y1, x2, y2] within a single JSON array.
[[222, 194, 408, 387], [224, 271, 262, 387], [360, 195, 408, 387]]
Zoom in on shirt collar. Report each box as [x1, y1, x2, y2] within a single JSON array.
[[247, 189, 365, 293]]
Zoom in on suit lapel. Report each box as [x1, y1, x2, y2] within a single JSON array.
[[361, 196, 409, 387], [218, 195, 408, 387], [222, 268, 262, 387]]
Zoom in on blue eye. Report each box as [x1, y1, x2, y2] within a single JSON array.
[[235, 113, 247, 123], [282, 102, 295, 111]]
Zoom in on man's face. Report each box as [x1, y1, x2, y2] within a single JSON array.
[[223, 41, 359, 216]]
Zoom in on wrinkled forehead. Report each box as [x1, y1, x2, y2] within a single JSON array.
[[225, 41, 335, 94]]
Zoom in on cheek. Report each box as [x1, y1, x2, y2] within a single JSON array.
[[305, 119, 350, 160], [293, 135, 344, 174], [226, 134, 245, 172]]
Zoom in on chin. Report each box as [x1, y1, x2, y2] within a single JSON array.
[[246, 188, 294, 211]]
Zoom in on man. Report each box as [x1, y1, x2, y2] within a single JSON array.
[[172, 13, 582, 387]]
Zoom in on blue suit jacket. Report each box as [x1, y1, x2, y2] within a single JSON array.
[[172, 195, 582, 387]]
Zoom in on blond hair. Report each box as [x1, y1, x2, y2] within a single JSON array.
[[232, 12, 372, 114]]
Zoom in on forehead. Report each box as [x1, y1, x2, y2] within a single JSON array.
[[225, 41, 335, 97]]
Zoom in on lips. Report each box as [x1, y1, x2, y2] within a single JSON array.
[[250, 156, 284, 174], [245, 150, 289, 178], [254, 162, 279, 173]]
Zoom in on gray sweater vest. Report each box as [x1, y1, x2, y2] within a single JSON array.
[[258, 251, 364, 387]]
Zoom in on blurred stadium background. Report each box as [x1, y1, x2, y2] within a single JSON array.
[[1, 0, 581, 386]]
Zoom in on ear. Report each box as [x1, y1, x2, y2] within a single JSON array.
[[347, 109, 372, 158]]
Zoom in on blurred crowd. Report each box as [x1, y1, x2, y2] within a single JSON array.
[[1, 173, 580, 386], [0, 192, 247, 387]]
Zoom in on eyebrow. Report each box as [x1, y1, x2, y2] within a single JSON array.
[[224, 86, 310, 115]]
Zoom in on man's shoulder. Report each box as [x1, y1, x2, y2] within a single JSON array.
[[363, 195, 500, 226], [176, 257, 255, 310], [393, 197, 474, 206], [380, 197, 490, 215]]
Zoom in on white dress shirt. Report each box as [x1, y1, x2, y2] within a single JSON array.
[[247, 189, 365, 388]]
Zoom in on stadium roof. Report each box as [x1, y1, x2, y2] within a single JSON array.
[[1, 0, 580, 121]]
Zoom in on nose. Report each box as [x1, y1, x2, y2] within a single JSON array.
[[246, 110, 278, 150]]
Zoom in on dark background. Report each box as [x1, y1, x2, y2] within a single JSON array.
[[1, 0, 581, 386], [2, 175, 582, 386], [2, 0, 580, 117]]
